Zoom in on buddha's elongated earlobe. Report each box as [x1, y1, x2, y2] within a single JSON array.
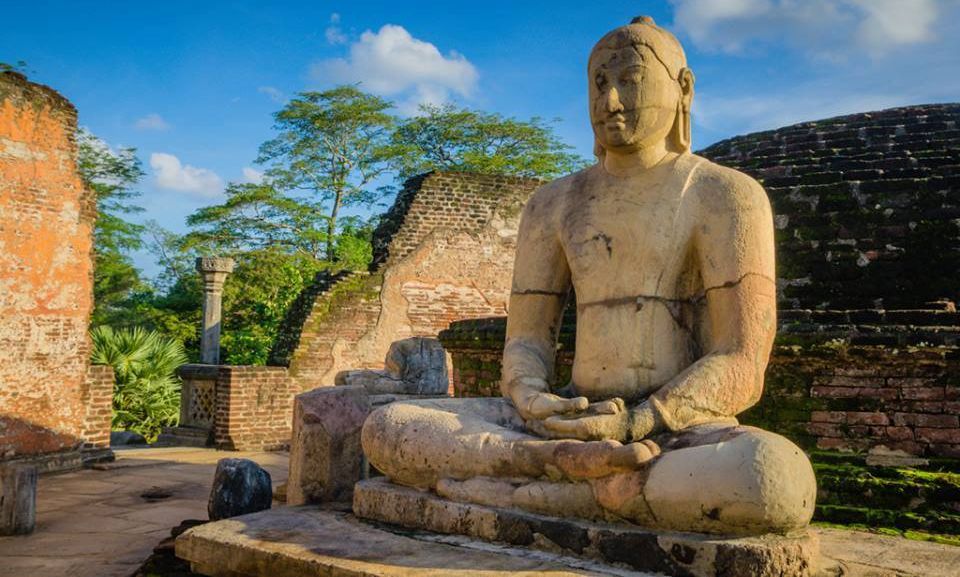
[[674, 67, 694, 152]]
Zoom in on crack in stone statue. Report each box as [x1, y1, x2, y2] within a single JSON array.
[[361, 16, 817, 538]]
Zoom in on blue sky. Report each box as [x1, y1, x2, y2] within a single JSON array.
[[3, 0, 959, 276]]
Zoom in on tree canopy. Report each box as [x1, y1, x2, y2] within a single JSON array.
[[391, 103, 587, 180], [257, 86, 396, 261]]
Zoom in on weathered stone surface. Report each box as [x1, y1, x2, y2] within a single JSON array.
[[335, 337, 449, 395], [287, 386, 370, 505], [208, 458, 272, 521], [196, 257, 235, 365], [176, 505, 627, 576], [0, 464, 37, 535], [354, 478, 820, 577], [384, 337, 448, 394]]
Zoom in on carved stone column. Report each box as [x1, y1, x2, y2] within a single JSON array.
[[196, 257, 235, 365]]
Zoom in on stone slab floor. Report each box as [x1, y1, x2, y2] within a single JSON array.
[[0, 447, 288, 577], [1, 446, 959, 577]]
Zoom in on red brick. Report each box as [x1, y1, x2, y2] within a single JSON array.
[[915, 428, 960, 444], [810, 411, 846, 423], [884, 426, 914, 441], [915, 414, 959, 428], [902, 387, 945, 400], [846, 412, 889, 426]]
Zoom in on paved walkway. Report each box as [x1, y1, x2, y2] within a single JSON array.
[[0, 447, 288, 577], [2, 447, 959, 577]]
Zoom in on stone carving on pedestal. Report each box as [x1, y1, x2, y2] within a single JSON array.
[[356, 16, 819, 575]]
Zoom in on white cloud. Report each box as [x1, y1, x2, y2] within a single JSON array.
[[670, 0, 940, 59], [257, 85, 284, 103], [325, 13, 347, 45], [241, 167, 264, 184], [311, 24, 478, 113], [150, 152, 223, 197], [134, 113, 170, 131]]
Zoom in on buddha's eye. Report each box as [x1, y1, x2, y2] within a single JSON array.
[[595, 73, 607, 90], [620, 66, 644, 85]]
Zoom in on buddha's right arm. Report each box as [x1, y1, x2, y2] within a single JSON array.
[[500, 187, 580, 420]]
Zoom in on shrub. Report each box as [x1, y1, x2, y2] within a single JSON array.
[[90, 326, 187, 442]]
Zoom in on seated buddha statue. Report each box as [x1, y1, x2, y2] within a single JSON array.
[[361, 16, 816, 537]]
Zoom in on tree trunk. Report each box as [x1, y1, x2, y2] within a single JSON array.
[[326, 190, 343, 262]]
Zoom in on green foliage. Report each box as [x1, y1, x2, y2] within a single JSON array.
[[0, 60, 31, 74], [90, 326, 187, 442], [257, 86, 396, 261], [391, 103, 588, 180], [183, 182, 328, 259], [220, 249, 326, 365], [77, 128, 148, 328]]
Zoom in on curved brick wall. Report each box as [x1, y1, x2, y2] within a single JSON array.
[[271, 172, 542, 389], [699, 103, 960, 310]]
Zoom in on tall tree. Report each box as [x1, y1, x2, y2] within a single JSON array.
[[183, 182, 327, 259], [391, 103, 587, 180], [76, 128, 147, 327], [257, 86, 396, 261]]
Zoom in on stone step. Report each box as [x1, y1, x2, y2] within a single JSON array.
[[176, 505, 625, 576]]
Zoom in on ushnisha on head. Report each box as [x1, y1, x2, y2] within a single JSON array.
[[589, 16, 694, 159]]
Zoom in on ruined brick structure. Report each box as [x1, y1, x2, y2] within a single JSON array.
[[172, 172, 540, 450], [440, 104, 960, 459], [270, 172, 541, 390], [0, 72, 113, 469]]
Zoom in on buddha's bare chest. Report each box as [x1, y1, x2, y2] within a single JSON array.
[[559, 186, 688, 290]]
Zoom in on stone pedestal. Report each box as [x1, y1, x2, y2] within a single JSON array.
[[287, 386, 371, 505], [353, 478, 820, 577], [0, 464, 37, 535], [196, 257, 235, 365], [176, 506, 621, 576]]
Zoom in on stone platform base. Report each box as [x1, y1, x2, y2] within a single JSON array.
[[353, 478, 820, 577], [175, 505, 635, 576]]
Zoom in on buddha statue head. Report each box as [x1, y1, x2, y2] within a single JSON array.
[[589, 16, 694, 160]]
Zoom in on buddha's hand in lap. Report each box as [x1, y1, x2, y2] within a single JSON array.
[[533, 398, 659, 443], [511, 378, 590, 421]]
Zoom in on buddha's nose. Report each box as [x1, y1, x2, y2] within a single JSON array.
[[604, 86, 624, 114]]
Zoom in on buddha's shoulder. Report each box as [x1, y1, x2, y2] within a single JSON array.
[[686, 154, 770, 212], [523, 166, 597, 215]]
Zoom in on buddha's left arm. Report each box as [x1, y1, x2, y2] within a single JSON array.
[[637, 173, 777, 435]]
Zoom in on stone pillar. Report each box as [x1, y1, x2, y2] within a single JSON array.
[[196, 257, 235, 365], [0, 465, 37, 535]]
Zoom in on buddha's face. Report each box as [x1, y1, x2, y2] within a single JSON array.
[[589, 43, 680, 154]]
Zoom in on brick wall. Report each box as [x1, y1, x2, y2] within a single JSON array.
[[699, 103, 960, 309], [79, 365, 114, 450], [272, 172, 541, 390], [213, 366, 297, 451], [0, 72, 109, 460], [440, 316, 959, 458]]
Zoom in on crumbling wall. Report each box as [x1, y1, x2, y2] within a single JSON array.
[[0, 72, 108, 460], [272, 172, 541, 390], [699, 103, 960, 309]]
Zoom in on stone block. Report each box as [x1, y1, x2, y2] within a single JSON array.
[[384, 337, 448, 395], [353, 478, 820, 577], [335, 337, 449, 396], [0, 464, 37, 535], [208, 458, 272, 521], [287, 385, 370, 505], [176, 506, 607, 576]]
